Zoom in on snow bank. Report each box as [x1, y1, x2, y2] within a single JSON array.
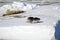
[[0, 1, 60, 40], [12, 1, 38, 11], [0, 1, 39, 16], [0, 25, 55, 40]]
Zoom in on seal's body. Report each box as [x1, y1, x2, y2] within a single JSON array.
[[28, 17, 34, 23], [27, 17, 40, 23], [3, 9, 24, 16], [34, 17, 40, 21]]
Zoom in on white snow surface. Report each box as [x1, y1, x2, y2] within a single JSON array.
[[0, 1, 60, 40]]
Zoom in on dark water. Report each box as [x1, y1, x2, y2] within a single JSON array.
[[55, 20, 60, 40]]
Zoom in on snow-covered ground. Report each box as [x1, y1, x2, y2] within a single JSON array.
[[0, 1, 60, 40]]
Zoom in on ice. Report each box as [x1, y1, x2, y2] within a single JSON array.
[[12, 1, 25, 9], [0, 1, 60, 40], [0, 25, 55, 40], [11, 1, 38, 11], [0, 5, 12, 15], [0, 1, 38, 16]]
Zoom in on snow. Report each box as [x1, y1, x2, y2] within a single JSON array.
[[0, 1, 39, 15], [0, 1, 60, 40], [0, 1, 39, 16], [0, 25, 55, 40]]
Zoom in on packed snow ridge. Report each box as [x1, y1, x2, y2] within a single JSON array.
[[0, 1, 39, 11]]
